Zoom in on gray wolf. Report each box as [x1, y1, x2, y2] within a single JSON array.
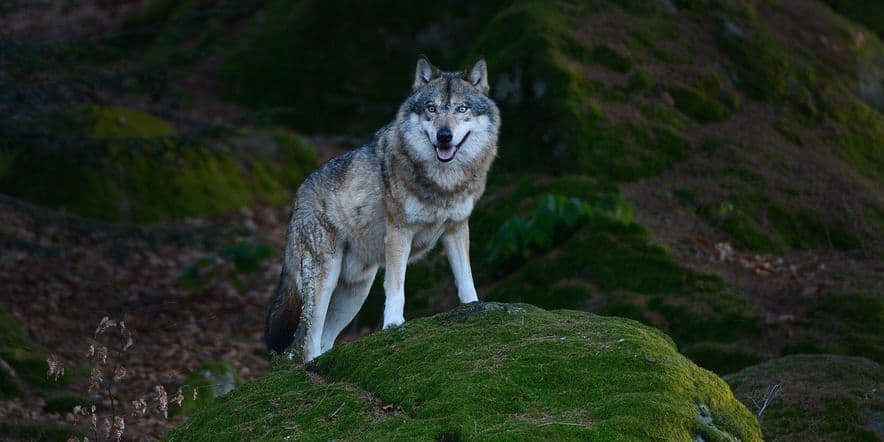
[[265, 56, 501, 362]]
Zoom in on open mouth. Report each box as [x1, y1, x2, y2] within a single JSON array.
[[435, 131, 470, 163]]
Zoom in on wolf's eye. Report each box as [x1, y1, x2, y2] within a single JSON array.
[[456, 105, 469, 113], [426, 104, 437, 113]]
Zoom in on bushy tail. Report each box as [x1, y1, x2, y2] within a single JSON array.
[[265, 263, 301, 355]]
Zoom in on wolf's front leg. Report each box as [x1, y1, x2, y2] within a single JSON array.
[[383, 223, 413, 329], [442, 222, 479, 303]]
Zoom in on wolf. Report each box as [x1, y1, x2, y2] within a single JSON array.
[[265, 56, 501, 362]]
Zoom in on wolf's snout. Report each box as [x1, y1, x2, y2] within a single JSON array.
[[436, 128, 453, 145]]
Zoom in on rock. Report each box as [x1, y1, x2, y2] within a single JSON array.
[[169, 303, 761, 440], [0, 106, 318, 223], [725, 354, 884, 441], [171, 361, 238, 417]]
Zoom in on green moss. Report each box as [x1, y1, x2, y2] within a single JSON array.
[[639, 101, 694, 129], [43, 395, 92, 413], [579, 124, 687, 181], [717, 21, 793, 101], [589, 45, 632, 73], [0, 307, 70, 391], [171, 303, 762, 440], [767, 206, 860, 251], [644, 295, 760, 349], [610, 0, 665, 17], [667, 85, 732, 124], [773, 120, 804, 146], [725, 354, 883, 441], [0, 107, 318, 222], [828, 100, 884, 182], [702, 201, 779, 253], [625, 71, 651, 93], [802, 293, 883, 363], [472, 2, 604, 175], [172, 361, 238, 417]]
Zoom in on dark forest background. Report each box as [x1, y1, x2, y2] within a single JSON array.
[[0, 0, 882, 439]]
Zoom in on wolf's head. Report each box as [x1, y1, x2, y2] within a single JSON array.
[[398, 56, 500, 166]]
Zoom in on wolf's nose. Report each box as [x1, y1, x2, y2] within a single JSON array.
[[436, 128, 453, 144]]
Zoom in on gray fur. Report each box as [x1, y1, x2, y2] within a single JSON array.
[[266, 57, 501, 362]]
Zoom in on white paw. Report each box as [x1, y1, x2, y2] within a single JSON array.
[[382, 317, 405, 329]]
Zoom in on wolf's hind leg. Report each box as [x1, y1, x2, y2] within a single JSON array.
[[320, 266, 377, 353], [301, 246, 344, 363]]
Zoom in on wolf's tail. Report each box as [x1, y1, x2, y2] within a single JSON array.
[[265, 262, 301, 355]]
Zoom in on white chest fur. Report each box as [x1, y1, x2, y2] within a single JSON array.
[[403, 193, 476, 225]]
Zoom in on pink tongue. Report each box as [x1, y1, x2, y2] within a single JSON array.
[[436, 146, 455, 161]]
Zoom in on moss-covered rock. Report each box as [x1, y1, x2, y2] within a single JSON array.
[[725, 354, 884, 441], [0, 307, 70, 393], [169, 302, 761, 441], [171, 361, 238, 417], [0, 106, 317, 223]]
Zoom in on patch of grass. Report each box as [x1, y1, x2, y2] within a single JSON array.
[[773, 120, 804, 146], [639, 101, 693, 130], [488, 193, 633, 263], [803, 293, 883, 363], [725, 354, 883, 441], [610, 0, 665, 17], [589, 45, 632, 73], [668, 85, 732, 123], [580, 124, 688, 181], [767, 206, 860, 251], [171, 361, 238, 417], [0, 307, 70, 392], [717, 20, 793, 101], [646, 296, 760, 346], [703, 201, 778, 253], [828, 100, 884, 182], [625, 71, 651, 94], [170, 303, 762, 440]]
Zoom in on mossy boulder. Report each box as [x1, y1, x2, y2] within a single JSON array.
[[171, 361, 238, 417], [169, 302, 761, 441], [725, 354, 884, 441], [0, 106, 317, 223]]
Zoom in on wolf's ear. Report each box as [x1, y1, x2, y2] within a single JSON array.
[[414, 55, 441, 90], [463, 58, 489, 94]]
